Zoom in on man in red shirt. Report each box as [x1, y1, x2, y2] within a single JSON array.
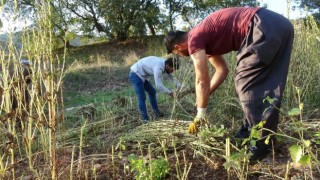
[[164, 7, 294, 163]]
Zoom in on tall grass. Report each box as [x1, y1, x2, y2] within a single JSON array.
[[0, 1, 64, 179], [123, 51, 140, 66], [284, 16, 320, 109]]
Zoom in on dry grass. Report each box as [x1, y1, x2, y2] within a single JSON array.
[[123, 51, 140, 67]]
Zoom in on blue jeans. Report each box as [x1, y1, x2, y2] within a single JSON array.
[[129, 72, 160, 121]]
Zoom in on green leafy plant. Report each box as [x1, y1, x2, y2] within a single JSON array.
[[128, 154, 170, 180], [241, 120, 267, 147], [150, 158, 170, 179], [224, 148, 248, 170], [200, 125, 226, 137], [289, 144, 303, 163], [116, 137, 126, 159], [289, 144, 311, 166], [224, 138, 249, 180], [128, 154, 148, 180]]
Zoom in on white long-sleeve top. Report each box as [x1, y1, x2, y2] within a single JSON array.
[[130, 56, 181, 94]]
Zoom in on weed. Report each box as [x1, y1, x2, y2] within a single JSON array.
[[128, 154, 170, 180]]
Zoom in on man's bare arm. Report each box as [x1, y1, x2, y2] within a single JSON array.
[[207, 55, 229, 95], [191, 50, 210, 108]]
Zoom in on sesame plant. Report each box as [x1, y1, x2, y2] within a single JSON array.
[[0, 1, 65, 179]]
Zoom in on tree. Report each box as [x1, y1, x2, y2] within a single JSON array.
[[294, 0, 320, 23], [64, 0, 106, 36], [65, 0, 160, 40], [164, 0, 259, 31], [102, 0, 146, 39], [9, 0, 262, 42], [104, 0, 165, 39], [11, 0, 165, 41], [50, 0, 76, 47], [10, 0, 76, 48], [142, 1, 163, 36], [162, 0, 190, 31]]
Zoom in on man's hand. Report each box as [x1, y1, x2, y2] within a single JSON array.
[[176, 88, 195, 99], [188, 116, 207, 134]]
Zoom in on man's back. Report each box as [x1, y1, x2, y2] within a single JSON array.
[[130, 56, 165, 81], [188, 7, 261, 55]]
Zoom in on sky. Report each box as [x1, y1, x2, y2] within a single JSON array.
[[261, 0, 307, 19], [0, 0, 308, 34]]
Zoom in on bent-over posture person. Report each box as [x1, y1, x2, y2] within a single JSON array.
[[164, 7, 294, 162], [11, 59, 32, 110], [129, 56, 181, 123], [0, 59, 32, 128]]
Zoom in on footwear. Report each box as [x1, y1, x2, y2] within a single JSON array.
[[142, 120, 148, 124], [154, 111, 164, 118], [249, 144, 271, 163], [234, 125, 250, 139]]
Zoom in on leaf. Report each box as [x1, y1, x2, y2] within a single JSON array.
[[288, 108, 300, 116], [299, 103, 304, 110], [303, 140, 311, 148], [241, 138, 249, 146], [299, 155, 311, 166], [118, 152, 122, 158], [264, 135, 270, 145], [250, 139, 256, 146], [289, 145, 302, 163], [263, 96, 277, 104], [250, 128, 260, 139], [128, 154, 136, 161], [257, 120, 266, 129], [295, 87, 301, 95], [223, 161, 232, 169]]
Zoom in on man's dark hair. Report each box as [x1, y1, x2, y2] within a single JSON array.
[[164, 31, 187, 54], [165, 57, 180, 70]]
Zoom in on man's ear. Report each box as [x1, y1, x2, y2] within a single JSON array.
[[174, 44, 180, 50], [175, 43, 187, 51]]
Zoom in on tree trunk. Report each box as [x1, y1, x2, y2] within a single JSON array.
[[147, 23, 156, 36]]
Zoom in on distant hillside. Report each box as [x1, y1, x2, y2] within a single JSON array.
[[1, 32, 166, 64], [0, 32, 126, 51], [61, 39, 158, 62]]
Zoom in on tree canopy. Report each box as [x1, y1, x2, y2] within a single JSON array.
[[8, 0, 311, 45], [294, 0, 320, 22]]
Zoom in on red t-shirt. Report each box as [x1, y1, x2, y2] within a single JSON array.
[[188, 7, 261, 55]]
